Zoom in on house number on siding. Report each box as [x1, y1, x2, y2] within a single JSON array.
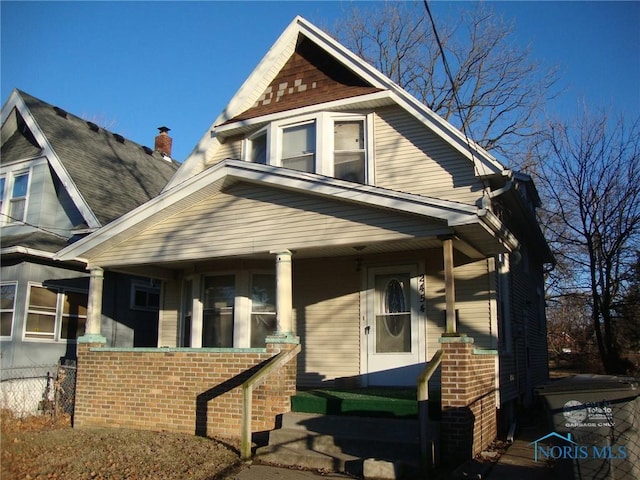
[[419, 274, 426, 312]]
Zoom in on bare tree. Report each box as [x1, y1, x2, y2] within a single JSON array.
[[537, 108, 640, 373], [331, 2, 559, 162], [546, 292, 599, 371]]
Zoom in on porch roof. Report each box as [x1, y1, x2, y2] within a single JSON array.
[[55, 160, 518, 276]]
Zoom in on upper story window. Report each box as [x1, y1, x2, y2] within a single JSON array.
[[248, 131, 267, 165], [334, 120, 365, 183], [281, 122, 316, 173], [0, 169, 30, 224], [243, 112, 373, 184]]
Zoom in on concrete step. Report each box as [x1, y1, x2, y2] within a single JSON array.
[[255, 412, 439, 478], [278, 411, 422, 442]]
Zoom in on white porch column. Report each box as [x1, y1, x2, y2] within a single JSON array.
[[86, 267, 104, 336], [442, 237, 457, 334], [271, 250, 293, 336]]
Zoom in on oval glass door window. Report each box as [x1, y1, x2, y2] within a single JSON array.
[[375, 274, 411, 353]]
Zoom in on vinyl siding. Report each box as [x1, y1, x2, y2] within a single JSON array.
[[455, 258, 497, 350], [205, 136, 243, 166], [424, 255, 496, 355], [159, 279, 181, 348], [89, 182, 449, 267], [294, 258, 361, 387], [374, 106, 484, 204]]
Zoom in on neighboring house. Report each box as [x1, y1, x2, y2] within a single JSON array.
[[0, 90, 179, 391], [55, 17, 553, 462]]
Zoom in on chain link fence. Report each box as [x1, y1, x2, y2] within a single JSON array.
[[0, 361, 76, 418]]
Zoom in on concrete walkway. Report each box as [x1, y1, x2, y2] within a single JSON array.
[[456, 420, 572, 480], [229, 463, 354, 480]]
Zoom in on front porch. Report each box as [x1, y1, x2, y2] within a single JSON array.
[[73, 333, 497, 474]]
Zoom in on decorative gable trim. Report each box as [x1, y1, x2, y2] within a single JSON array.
[[1, 90, 101, 228]]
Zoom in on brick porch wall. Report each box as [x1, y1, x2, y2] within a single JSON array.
[[439, 335, 498, 465], [74, 341, 298, 438]]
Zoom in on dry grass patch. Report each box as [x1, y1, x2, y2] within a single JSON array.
[[1, 411, 241, 480]]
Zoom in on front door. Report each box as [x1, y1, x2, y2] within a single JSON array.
[[365, 265, 423, 386]]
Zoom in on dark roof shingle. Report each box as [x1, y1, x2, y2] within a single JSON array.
[[17, 90, 179, 226]]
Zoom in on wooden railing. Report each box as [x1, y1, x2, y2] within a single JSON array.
[[240, 344, 301, 460], [417, 348, 443, 470]]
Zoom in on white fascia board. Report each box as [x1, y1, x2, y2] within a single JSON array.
[[56, 159, 482, 261], [220, 161, 479, 224], [214, 90, 394, 137], [3, 91, 101, 229], [165, 18, 302, 191]]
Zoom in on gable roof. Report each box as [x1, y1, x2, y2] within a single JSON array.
[[55, 159, 518, 269], [1, 90, 179, 229], [167, 16, 505, 190]]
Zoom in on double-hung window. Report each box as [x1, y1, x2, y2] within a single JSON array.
[[281, 122, 316, 173], [1, 283, 17, 339], [244, 112, 372, 184], [25, 284, 88, 341], [333, 120, 365, 183]]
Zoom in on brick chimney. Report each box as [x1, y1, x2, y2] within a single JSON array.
[[154, 126, 172, 157]]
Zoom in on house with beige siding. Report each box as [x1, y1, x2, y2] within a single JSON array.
[[55, 17, 553, 468]]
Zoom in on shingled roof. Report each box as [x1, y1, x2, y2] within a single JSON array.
[[1, 90, 179, 227]]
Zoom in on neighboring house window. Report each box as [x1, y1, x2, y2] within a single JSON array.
[[202, 275, 235, 347], [0, 170, 30, 224], [250, 274, 276, 347], [1, 282, 17, 339], [24, 284, 88, 341], [243, 112, 373, 184], [131, 282, 160, 311]]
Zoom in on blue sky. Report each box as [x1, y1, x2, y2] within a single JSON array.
[[2, 1, 639, 162]]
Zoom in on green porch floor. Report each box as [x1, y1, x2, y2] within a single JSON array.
[[291, 388, 429, 418]]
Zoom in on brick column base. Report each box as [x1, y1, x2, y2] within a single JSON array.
[[439, 335, 497, 465]]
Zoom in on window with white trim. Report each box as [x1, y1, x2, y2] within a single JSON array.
[[281, 122, 316, 173], [250, 274, 276, 347], [0, 169, 30, 224], [25, 284, 88, 341], [333, 120, 366, 183], [131, 282, 160, 311], [248, 131, 267, 165], [1, 282, 17, 339], [243, 112, 373, 184], [202, 275, 235, 347]]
